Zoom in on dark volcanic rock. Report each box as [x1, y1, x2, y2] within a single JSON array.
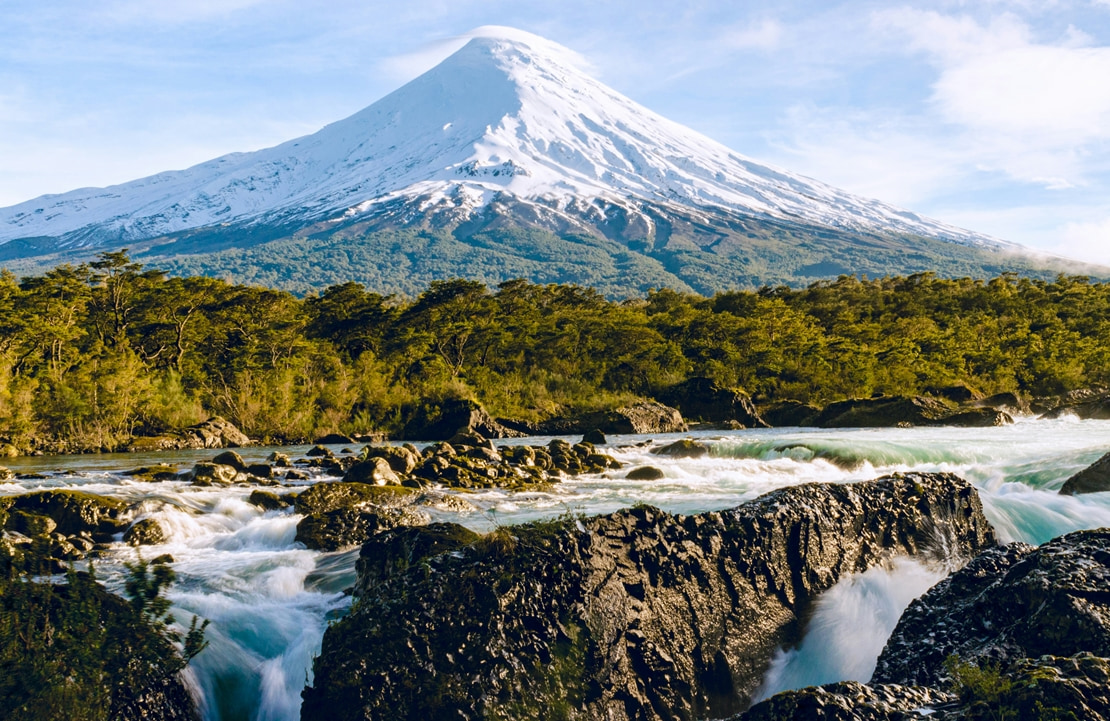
[[735, 655, 1110, 721], [302, 472, 995, 721], [128, 415, 250, 452], [403, 398, 527, 441], [9, 490, 127, 539], [314, 433, 355, 445], [761, 401, 821, 427], [734, 681, 952, 721], [814, 395, 951, 428], [536, 401, 688, 435], [1060, 451, 1110, 495], [248, 490, 294, 511], [814, 395, 1012, 429], [657, 377, 768, 427], [652, 438, 710, 458], [873, 530, 1110, 687], [939, 408, 1013, 427], [626, 466, 666, 480], [295, 506, 429, 551], [1037, 388, 1110, 419], [124, 518, 168, 546], [926, 384, 981, 403]]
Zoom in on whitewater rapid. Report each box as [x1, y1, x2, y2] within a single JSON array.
[[3, 416, 1109, 719]]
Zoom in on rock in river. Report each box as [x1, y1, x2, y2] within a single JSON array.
[[302, 472, 995, 721]]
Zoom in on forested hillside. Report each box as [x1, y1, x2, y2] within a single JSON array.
[[1, 251, 1107, 452]]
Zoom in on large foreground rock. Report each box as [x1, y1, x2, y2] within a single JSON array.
[[735, 655, 1110, 721], [302, 472, 995, 721], [873, 529, 1110, 686]]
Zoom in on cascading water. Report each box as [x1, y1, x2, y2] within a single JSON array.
[[3, 416, 1109, 719]]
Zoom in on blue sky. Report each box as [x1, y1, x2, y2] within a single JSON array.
[[2, 0, 1109, 263]]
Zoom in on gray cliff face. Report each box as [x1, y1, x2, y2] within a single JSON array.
[[301, 472, 995, 721]]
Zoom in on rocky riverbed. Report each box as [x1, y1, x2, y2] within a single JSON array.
[[4, 420, 1110, 720]]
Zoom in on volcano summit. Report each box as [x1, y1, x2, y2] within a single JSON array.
[[0, 28, 1094, 294]]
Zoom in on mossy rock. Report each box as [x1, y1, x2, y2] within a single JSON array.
[[211, 450, 248, 472], [355, 523, 481, 594], [360, 445, 420, 474], [248, 490, 294, 511], [5, 509, 58, 537], [127, 465, 181, 483], [626, 466, 665, 480], [124, 518, 168, 546], [296, 506, 430, 551], [189, 462, 239, 486], [652, 439, 710, 458], [343, 457, 401, 486], [294, 482, 419, 516], [9, 490, 127, 538], [0, 466, 15, 482]]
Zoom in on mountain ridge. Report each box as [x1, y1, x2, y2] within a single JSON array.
[[0, 26, 1101, 293]]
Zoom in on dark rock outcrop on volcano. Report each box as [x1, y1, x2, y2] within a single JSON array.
[[301, 472, 995, 721], [873, 529, 1110, 687]]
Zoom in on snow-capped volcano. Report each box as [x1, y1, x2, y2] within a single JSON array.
[[0, 27, 1007, 252]]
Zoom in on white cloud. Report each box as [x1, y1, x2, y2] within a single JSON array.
[[1059, 215, 1110, 265], [723, 19, 783, 51], [871, 8, 1110, 188]]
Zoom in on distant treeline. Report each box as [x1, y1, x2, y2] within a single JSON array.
[[1, 251, 1107, 450]]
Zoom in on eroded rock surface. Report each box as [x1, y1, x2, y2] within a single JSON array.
[[302, 472, 995, 721], [874, 529, 1110, 686]]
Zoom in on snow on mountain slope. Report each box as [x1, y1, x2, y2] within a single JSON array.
[[0, 27, 1011, 250]]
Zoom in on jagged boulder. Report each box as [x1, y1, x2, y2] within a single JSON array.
[[760, 401, 821, 427], [1060, 451, 1110, 495], [293, 482, 418, 516], [123, 518, 168, 546], [626, 466, 665, 480], [733, 681, 952, 721], [652, 438, 710, 458], [8, 490, 127, 539], [403, 399, 527, 440], [248, 490, 294, 511], [815, 395, 950, 427], [188, 462, 240, 486], [295, 506, 430, 551], [657, 377, 768, 427], [1036, 388, 1110, 419], [873, 530, 1110, 687], [128, 416, 250, 451], [735, 655, 1110, 721], [343, 457, 401, 486], [813, 395, 1013, 428], [361, 445, 420, 474], [303, 472, 995, 721]]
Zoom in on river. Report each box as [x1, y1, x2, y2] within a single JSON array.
[[3, 416, 1109, 720]]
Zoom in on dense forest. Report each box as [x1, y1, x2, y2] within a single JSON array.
[[1, 251, 1108, 451]]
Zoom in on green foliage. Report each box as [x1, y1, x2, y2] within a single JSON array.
[[3, 252, 1110, 450], [0, 549, 207, 721]]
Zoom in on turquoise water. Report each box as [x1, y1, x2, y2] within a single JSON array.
[[3, 417, 1108, 719]]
